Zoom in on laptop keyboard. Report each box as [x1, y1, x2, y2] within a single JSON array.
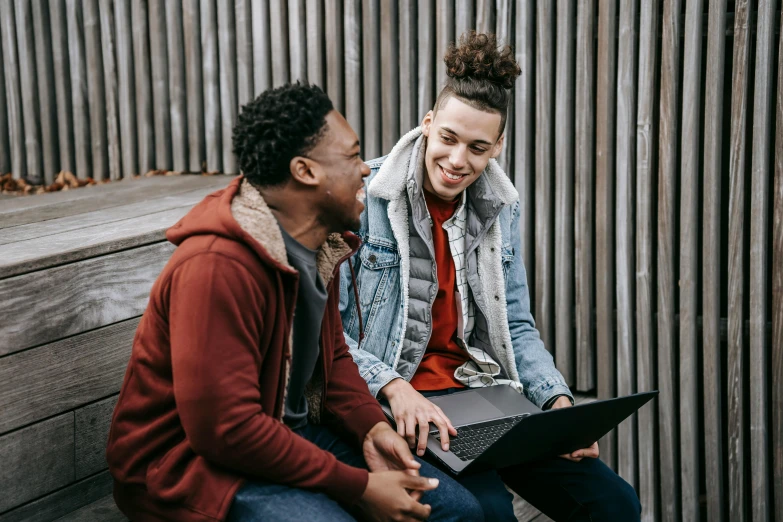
[[435, 414, 530, 461]]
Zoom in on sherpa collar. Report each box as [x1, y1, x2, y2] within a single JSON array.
[[231, 179, 353, 285]]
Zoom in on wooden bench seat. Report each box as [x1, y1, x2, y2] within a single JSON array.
[[0, 175, 572, 521]]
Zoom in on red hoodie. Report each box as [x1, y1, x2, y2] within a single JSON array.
[[106, 178, 387, 521]]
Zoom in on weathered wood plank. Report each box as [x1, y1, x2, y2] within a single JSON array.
[[534, 0, 554, 357], [115, 0, 137, 178], [31, 0, 58, 184], [514, 0, 534, 302], [201, 0, 222, 172], [0, 414, 74, 513], [288, 0, 307, 82], [595, 0, 617, 470], [48, 0, 74, 174], [306, 0, 324, 88], [749, 2, 775, 519], [75, 396, 120, 480], [166, 0, 188, 172], [615, 0, 637, 490], [381, 0, 399, 151], [635, 0, 659, 519], [217, 0, 238, 174], [84, 0, 108, 181], [0, 471, 113, 522], [679, 1, 704, 516], [554, 0, 575, 387], [1, 0, 26, 179], [574, 0, 594, 393], [66, 0, 91, 180], [149, 0, 172, 171], [55, 494, 126, 522], [0, 319, 136, 435], [325, 0, 344, 111], [727, 5, 751, 519], [435, 0, 453, 93], [455, 0, 474, 37], [0, 207, 187, 280], [269, 0, 290, 87], [0, 186, 223, 245], [417, 0, 435, 117], [14, 0, 43, 183], [399, 0, 417, 130], [235, 0, 254, 108], [132, 0, 155, 174], [362, 0, 381, 159], [251, 0, 272, 95], [774, 10, 783, 520], [702, 1, 727, 520], [0, 174, 230, 227], [0, 242, 175, 354], [344, 0, 362, 138], [99, 0, 121, 181], [658, 0, 683, 518], [182, 0, 205, 172]]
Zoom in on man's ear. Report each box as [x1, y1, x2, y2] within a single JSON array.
[[289, 156, 320, 186], [491, 134, 505, 159], [421, 111, 434, 136]]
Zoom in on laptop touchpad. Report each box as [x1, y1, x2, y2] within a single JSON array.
[[429, 392, 506, 427]]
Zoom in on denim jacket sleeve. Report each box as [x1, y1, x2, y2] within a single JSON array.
[[339, 255, 404, 397], [505, 202, 574, 408]]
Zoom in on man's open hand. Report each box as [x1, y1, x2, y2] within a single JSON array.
[[549, 396, 600, 462]]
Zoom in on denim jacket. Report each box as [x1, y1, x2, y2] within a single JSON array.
[[340, 128, 572, 408]]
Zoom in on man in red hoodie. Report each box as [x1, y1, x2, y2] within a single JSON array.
[[106, 83, 483, 522]]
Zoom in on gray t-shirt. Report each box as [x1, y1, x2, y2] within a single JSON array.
[[279, 227, 329, 429]]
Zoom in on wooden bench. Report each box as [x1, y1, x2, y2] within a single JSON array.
[[0, 175, 580, 521]]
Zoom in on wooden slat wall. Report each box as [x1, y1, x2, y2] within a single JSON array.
[[1, 3, 782, 521]]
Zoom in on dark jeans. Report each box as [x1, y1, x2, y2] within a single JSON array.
[[226, 423, 484, 522], [422, 389, 641, 522]]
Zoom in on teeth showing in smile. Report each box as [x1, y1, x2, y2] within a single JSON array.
[[356, 187, 366, 203], [441, 166, 463, 180]]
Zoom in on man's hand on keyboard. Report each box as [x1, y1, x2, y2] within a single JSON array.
[[550, 397, 600, 462], [380, 378, 458, 456]]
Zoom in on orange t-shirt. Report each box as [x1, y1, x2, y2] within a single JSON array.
[[410, 190, 470, 391]]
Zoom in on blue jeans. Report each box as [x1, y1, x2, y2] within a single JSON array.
[[226, 423, 484, 522], [422, 389, 642, 522]]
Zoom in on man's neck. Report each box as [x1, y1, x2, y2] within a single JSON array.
[[259, 188, 329, 250]]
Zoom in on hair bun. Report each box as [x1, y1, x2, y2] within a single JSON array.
[[444, 31, 520, 90]]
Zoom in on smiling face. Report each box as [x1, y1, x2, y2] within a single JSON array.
[[421, 96, 504, 202], [304, 110, 370, 232]]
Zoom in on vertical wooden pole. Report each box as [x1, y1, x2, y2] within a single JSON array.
[[0, 0, 25, 179], [344, 0, 362, 140], [99, 0, 121, 180], [66, 0, 91, 180], [31, 0, 58, 183], [381, 0, 399, 151], [554, 0, 576, 386], [288, 0, 307, 82], [636, 0, 660, 519], [149, 0, 172, 171], [306, 0, 324, 88], [251, 0, 271, 95], [16, 0, 43, 183], [183, 0, 205, 172], [201, 0, 222, 172], [658, 0, 683, 517], [83, 0, 107, 180], [166, 0, 188, 172], [218, 0, 237, 174], [702, 0, 728, 520], [48, 0, 74, 174], [133, 0, 155, 173], [115, 0, 137, 178], [361, 0, 380, 159], [325, 0, 344, 111], [574, 0, 595, 393], [398, 0, 417, 130]]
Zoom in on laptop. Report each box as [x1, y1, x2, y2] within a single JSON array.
[[380, 385, 657, 476]]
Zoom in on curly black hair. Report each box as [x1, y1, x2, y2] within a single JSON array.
[[233, 82, 334, 187]]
